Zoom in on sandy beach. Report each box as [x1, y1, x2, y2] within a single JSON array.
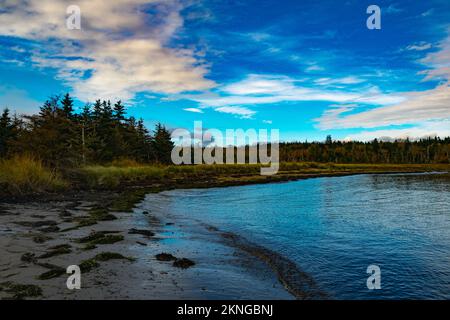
[[0, 190, 295, 300]]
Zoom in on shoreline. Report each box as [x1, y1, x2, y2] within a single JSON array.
[[1, 169, 449, 299], [2, 163, 449, 204]]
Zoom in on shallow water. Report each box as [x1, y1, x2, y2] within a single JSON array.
[[143, 173, 450, 299]]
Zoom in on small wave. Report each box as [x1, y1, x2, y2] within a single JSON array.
[[202, 223, 329, 300]]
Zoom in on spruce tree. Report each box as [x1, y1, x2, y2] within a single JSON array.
[[151, 123, 174, 164], [61, 93, 74, 118], [0, 108, 12, 157]]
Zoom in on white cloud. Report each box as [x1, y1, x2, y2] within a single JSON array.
[[0, 0, 215, 101], [183, 107, 203, 113], [215, 106, 256, 119], [344, 120, 450, 141], [405, 42, 432, 51], [315, 84, 449, 129], [420, 33, 450, 81], [305, 65, 324, 72], [315, 32, 450, 133], [262, 120, 273, 124], [314, 76, 365, 86], [192, 74, 404, 108]]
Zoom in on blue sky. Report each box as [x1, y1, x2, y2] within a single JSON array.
[[0, 0, 449, 142]]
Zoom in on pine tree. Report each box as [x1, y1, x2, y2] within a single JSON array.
[[61, 93, 74, 118], [113, 100, 126, 122], [0, 108, 12, 157], [20, 96, 81, 167], [151, 123, 174, 164]]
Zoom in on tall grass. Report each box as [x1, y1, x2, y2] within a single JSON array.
[[80, 161, 450, 189], [0, 155, 68, 195]]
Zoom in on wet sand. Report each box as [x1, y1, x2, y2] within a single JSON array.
[[0, 192, 293, 299]]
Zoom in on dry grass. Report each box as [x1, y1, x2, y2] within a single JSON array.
[[0, 155, 68, 195], [80, 161, 450, 188]]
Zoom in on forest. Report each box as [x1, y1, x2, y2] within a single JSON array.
[[1, 93, 449, 169], [0, 93, 174, 168]]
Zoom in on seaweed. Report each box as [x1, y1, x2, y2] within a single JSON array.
[[173, 258, 195, 269], [32, 235, 53, 243], [37, 267, 66, 280], [94, 252, 134, 262], [0, 282, 42, 300], [128, 228, 154, 237], [38, 244, 72, 259], [79, 259, 100, 273], [155, 253, 177, 261]]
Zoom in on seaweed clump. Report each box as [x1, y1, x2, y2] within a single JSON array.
[[75, 231, 123, 250], [173, 258, 196, 269], [0, 282, 42, 299]]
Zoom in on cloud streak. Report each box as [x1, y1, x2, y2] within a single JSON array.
[[315, 31, 450, 137]]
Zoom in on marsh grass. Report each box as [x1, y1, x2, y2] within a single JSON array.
[[80, 162, 450, 189], [0, 155, 68, 195]]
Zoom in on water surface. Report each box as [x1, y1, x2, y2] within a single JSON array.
[[144, 173, 450, 299]]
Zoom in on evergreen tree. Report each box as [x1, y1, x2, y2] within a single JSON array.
[[151, 123, 174, 164], [0, 108, 12, 157], [113, 100, 126, 122], [20, 96, 81, 167], [61, 93, 75, 118]]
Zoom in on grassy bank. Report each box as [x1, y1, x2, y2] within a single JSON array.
[[0, 156, 68, 195], [1, 156, 449, 198], [80, 162, 450, 189]]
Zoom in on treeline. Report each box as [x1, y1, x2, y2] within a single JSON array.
[[0, 94, 174, 167], [1, 95, 449, 168], [279, 135, 450, 164]]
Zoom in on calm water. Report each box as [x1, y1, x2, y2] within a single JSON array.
[[145, 173, 450, 299]]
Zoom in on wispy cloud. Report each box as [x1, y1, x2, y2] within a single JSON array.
[[420, 32, 450, 81], [215, 106, 256, 119], [315, 32, 450, 132], [385, 4, 403, 14], [0, 0, 215, 101], [314, 76, 365, 86], [405, 42, 432, 51], [344, 120, 450, 141], [421, 8, 434, 17], [315, 84, 449, 129], [192, 74, 404, 108], [183, 107, 203, 113]]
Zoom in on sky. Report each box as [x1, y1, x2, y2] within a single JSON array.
[[0, 0, 449, 142]]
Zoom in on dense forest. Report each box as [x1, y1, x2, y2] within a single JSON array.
[[0, 93, 449, 168], [279, 135, 450, 164], [0, 94, 174, 167]]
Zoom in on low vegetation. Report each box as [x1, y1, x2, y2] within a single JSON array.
[[0, 155, 67, 195], [0, 282, 43, 299]]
